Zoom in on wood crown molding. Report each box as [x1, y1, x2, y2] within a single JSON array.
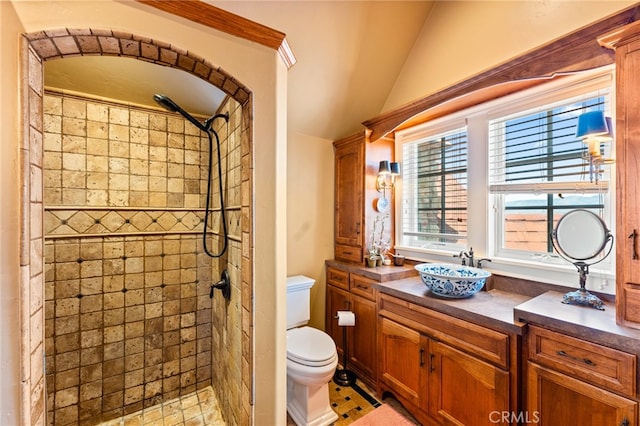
[[598, 19, 640, 49], [136, 0, 297, 69], [333, 129, 369, 149], [362, 4, 640, 142]]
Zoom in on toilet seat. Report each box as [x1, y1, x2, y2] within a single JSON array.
[[287, 326, 336, 367]]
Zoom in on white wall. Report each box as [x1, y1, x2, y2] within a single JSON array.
[[286, 131, 335, 330], [2, 1, 288, 424], [385, 0, 637, 112]]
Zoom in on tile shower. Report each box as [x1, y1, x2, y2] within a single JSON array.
[[42, 91, 243, 425]]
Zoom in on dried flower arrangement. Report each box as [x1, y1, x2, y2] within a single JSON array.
[[368, 213, 391, 266]]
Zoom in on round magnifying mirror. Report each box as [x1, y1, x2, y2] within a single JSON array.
[[554, 209, 610, 261]]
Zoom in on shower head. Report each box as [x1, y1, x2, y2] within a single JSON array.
[[153, 94, 180, 112], [153, 93, 208, 132]]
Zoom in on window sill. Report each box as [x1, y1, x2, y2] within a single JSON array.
[[394, 245, 615, 295]]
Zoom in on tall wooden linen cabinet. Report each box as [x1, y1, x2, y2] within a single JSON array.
[[333, 130, 394, 264], [599, 21, 640, 328], [329, 131, 394, 388]]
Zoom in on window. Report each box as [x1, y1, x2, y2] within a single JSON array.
[[489, 92, 611, 259], [401, 125, 468, 252], [395, 67, 615, 291]]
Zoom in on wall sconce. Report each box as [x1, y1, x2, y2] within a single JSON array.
[[376, 160, 400, 197], [576, 111, 614, 183], [374, 160, 400, 213]]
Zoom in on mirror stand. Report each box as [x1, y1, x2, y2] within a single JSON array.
[[561, 262, 605, 310], [552, 209, 613, 312]]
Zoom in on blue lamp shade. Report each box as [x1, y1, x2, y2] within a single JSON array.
[[576, 111, 610, 139]]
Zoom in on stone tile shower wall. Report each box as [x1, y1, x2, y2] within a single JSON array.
[[42, 91, 243, 425], [21, 30, 254, 426]]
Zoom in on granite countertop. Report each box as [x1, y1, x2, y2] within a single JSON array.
[[325, 259, 418, 282], [327, 259, 640, 352], [374, 276, 530, 335], [515, 291, 640, 355]]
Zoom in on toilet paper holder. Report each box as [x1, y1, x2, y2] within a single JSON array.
[[333, 311, 357, 386]]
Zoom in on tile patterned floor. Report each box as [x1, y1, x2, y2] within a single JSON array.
[[286, 376, 419, 426], [99, 386, 224, 426], [97, 378, 417, 426], [329, 380, 381, 425]]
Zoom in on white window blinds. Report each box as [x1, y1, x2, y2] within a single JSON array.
[[488, 91, 610, 193], [401, 126, 468, 249]]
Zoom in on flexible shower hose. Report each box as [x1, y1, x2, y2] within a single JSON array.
[[202, 126, 228, 258]]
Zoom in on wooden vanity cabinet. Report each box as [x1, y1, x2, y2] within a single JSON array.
[[325, 266, 378, 388], [526, 325, 638, 426], [333, 131, 393, 264], [378, 293, 514, 425]]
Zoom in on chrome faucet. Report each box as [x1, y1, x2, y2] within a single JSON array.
[[464, 247, 475, 267], [453, 248, 474, 266], [453, 247, 492, 268], [453, 251, 466, 266], [476, 258, 492, 269]]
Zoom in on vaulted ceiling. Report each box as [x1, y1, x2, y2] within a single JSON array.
[[44, 1, 435, 141]]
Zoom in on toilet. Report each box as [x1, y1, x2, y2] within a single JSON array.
[[286, 275, 339, 426]]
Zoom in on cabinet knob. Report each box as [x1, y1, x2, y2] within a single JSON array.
[[355, 222, 361, 235], [419, 348, 425, 367]]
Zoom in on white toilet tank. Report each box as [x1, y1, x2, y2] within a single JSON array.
[[287, 275, 315, 329]]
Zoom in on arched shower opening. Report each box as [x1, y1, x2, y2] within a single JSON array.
[[20, 29, 254, 425]]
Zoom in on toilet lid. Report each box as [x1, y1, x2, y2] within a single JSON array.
[[287, 326, 337, 367]]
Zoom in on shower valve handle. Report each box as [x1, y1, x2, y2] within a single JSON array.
[[210, 270, 231, 300]]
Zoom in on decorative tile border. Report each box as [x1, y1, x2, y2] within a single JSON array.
[[44, 207, 243, 241], [46, 208, 203, 236]]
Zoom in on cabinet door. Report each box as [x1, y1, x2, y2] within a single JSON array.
[[429, 340, 509, 426], [326, 285, 350, 359], [528, 362, 637, 426], [615, 36, 640, 326], [379, 317, 427, 408], [349, 293, 377, 384], [334, 141, 363, 248], [617, 37, 640, 286]]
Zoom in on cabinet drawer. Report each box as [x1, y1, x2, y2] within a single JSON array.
[[327, 267, 349, 290], [528, 325, 636, 397], [350, 274, 376, 301], [335, 244, 362, 263]]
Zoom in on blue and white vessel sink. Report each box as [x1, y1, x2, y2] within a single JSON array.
[[415, 263, 491, 298]]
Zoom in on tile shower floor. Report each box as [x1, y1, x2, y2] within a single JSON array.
[[99, 386, 225, 426]]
